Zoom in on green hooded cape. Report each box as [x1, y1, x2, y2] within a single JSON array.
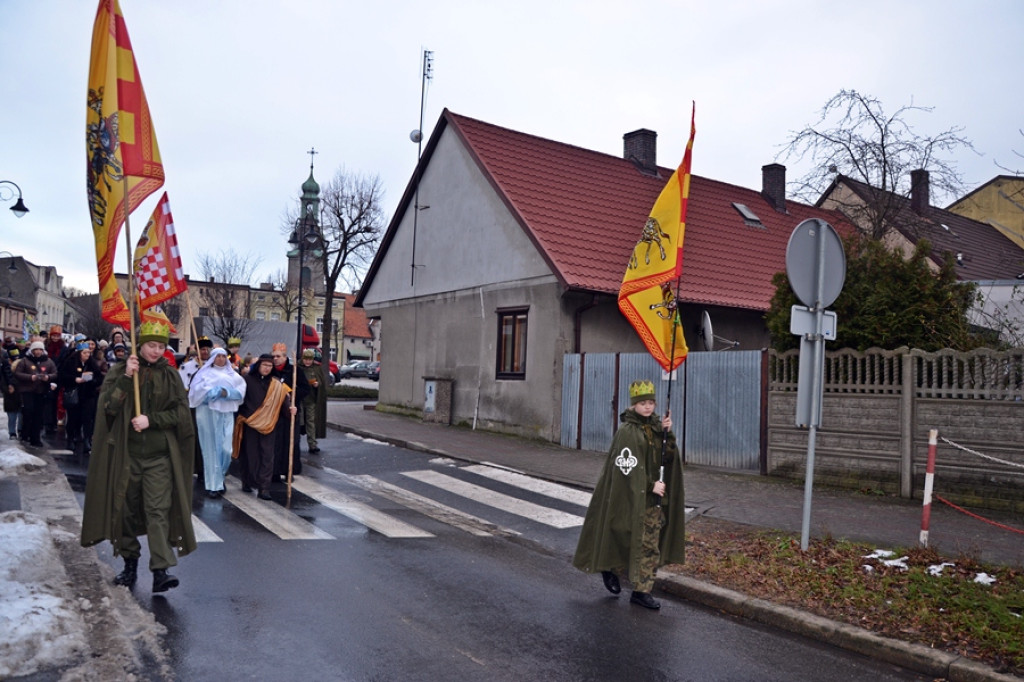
[[573, 408, 686, 579], [80, 355, 197, 557]]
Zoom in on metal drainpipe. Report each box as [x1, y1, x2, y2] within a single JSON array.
[[573, 294, 599, 353]]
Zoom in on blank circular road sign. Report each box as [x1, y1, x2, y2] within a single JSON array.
[[785, 218, 846, 308]]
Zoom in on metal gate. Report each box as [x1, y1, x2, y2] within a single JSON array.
[[561, 351, 762, 470]]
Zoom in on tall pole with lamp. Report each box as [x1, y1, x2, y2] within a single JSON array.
[[0, 181, 30, 218]]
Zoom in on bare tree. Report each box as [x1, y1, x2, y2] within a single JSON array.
[[314, 168, 386, 362], [995, 129, 1024, 175], [194, 249, 262, 345], [66, 293, 110, 340], [266, 268, 301, 321], [781, 90, 975, 239]]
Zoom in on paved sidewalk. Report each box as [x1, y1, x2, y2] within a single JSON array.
[[326, 401, 1024, 567]]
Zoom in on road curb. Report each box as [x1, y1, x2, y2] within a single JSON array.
[[657, 574, 1021, 682]]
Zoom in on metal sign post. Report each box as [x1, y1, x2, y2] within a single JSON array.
[[785, 219, 846, 551]]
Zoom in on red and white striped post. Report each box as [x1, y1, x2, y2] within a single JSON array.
[[919, 429, 938, 547]]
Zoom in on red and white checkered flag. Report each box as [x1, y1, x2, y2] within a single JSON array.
[[133, 191, 186, 309]]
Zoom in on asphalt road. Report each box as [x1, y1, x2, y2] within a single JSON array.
[[55, 434, 929, 681]]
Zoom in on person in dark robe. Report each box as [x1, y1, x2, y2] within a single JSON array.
[[268, 343, 309, 480], [234, 353, 296, 500], [572, 379, 686, 610], [80, 321, 196, 593]]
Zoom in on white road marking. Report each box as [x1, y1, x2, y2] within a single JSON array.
[[324, 468, 516, 538], [290, 476, 434, 538], [222, 480, 334, 540], [190, 515, 223, 543], [463, 464, 592, 507], [400, 470, 584, 529]]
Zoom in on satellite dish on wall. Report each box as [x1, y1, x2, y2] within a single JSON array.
[[699, 310, 739, 351], [700, 310, 714, 352]]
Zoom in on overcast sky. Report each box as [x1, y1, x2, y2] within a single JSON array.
[[1, 0, 1020, 293]]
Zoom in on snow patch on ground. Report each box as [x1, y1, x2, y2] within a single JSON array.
[[0, 511, 89, 678], [344, 433, 393, 447], [0, 446, 46, 480]]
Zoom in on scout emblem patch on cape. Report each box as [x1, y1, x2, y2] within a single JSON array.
[[616, 447, 638, 476]]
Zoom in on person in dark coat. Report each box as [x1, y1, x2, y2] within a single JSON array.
[[1, 347, 21, 439], [572, 379, 686, 610], [268, 343, 309, 480], [234, 353, 296, 500], [80, 321, 196, 593], [58, 342, 103, 453], [14, 341, 58, 447]]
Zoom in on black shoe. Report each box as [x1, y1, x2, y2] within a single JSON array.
[[257, 490, 272, 500], [308, 447, 320, 454], [152, 569, 179, 593], [113, 558, 138, 589], [241, 484, 253, 493], [601, 571, 621, 595], [29, 440, 43, 447], [629, 591, 661, 610]]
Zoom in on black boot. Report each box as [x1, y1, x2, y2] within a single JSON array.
[[113, 558, 138, 589], [629, 591, 661, 610], [152, 568, 180, 593]]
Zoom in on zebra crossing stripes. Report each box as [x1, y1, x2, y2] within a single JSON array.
[[191, 515, 223, 543], [400, 469, 585, 529], [290, 476, 435, 538], [222, 481, 335, 540], [327, 468, 516, 538], [462, 464, 592, 507]]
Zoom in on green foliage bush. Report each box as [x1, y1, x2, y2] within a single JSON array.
[[766, 235, 982, 352]]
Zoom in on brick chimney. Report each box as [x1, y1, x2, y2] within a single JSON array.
[[761, 163, 787, 213], [623, 129, 657, 173], [910, 169, 930, 214]]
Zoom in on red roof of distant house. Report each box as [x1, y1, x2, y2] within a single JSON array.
[[829, 175, 1024, 281], [341, 293, 371, 339], [361, 110, 854, 312]]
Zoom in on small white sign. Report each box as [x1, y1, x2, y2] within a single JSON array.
[[790, 305, 837, 340]]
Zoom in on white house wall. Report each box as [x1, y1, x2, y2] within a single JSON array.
[[362, 127, 572, 439], [361, 125, 553, 307]]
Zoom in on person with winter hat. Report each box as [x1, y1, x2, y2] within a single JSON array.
[[13, 341, 58, 447]]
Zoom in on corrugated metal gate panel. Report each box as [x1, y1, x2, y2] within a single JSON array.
[[579, 354, 618, 452], [559, 355, 581, 448], [684, 351, 761, 470], [561, 351, 762, 469]]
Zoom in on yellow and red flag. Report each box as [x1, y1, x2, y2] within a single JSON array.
[[618, 103, 695, 372], [134, 192, 186, 310], [86, 0, 165, 327]]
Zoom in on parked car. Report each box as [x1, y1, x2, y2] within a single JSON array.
[[366, 361, 380, 381], [329, 359, 340, 382], [337, 360, 375, 379]]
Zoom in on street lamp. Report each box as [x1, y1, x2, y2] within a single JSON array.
[[288, 214, 321, 355], [0, 181, 29, 218], [0, 251, 17, 273]]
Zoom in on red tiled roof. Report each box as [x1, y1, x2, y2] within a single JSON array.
[[447, 111, 853, 311], [341, 293, 371, 338]]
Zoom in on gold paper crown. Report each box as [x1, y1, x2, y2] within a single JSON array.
[[227, 337, 241, 346], [138, 321, 170, 344], [629, 380, 656, 402]]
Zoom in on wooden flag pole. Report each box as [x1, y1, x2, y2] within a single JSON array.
[[121, 176, 141, 417], [286, 351, 299, 502], [183, 287, 200, 354]]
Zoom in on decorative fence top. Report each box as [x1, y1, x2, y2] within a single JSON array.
[[769, 347, 1024, 401]]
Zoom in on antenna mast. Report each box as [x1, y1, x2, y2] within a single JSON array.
[[410, 49, 434, 286]]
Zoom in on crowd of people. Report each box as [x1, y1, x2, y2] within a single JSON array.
[[0, 323, 328, 593]]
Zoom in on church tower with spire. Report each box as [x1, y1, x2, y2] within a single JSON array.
[[288, 149, 326, 297]]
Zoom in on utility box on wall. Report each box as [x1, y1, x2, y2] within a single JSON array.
[[423, 377, 453, 425]]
